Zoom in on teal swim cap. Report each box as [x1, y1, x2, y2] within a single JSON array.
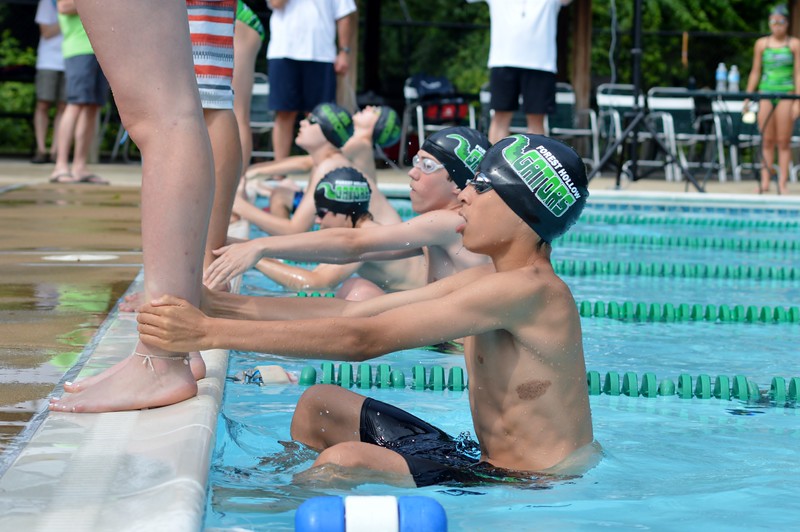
[[310, 103, 354, 148], [314, 167, 371, 218], [373, 106, 401, 148], [420, 126, 490, 189], [477, 134, 589, 243]]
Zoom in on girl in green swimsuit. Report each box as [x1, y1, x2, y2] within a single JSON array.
[[744, 4, 800, 194]]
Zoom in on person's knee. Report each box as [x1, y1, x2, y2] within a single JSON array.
[[290, 384, 338, 441], [314, 442, 367, 469]]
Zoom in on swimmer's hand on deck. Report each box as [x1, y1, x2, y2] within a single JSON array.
[[204, 240, 264, 289], [137, 295, 212, 352]]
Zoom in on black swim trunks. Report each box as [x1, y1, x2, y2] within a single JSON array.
[[359, 397, 532, 487]]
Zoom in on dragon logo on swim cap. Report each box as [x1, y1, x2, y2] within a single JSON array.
[[373, 106, 401, 148], [479, 134, 588, 243], [420, 126, 490, 189], [314, 167, 371, 217], [311, 103, 354, 148]]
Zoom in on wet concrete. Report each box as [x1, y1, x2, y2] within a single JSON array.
[[0, 183, 143, 453]]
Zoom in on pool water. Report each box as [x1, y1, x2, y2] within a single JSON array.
[[203, 197, 800, 531]]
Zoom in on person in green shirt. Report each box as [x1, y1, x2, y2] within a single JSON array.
[[48, 0, 109, 184]]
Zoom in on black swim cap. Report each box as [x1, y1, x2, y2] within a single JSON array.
[[478, 134, 589, 243], [420, 126, 490, 189], [310, 103, 354, 148], [314, 167, 371, 218], [373, 106, 401, 148]]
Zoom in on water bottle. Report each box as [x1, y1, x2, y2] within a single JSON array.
[[728, 65, 740, 93], [715, 62, 728, 92]]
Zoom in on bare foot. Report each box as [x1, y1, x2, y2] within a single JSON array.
[[118, 291, 144, 312], [49, 353, 197, 413], [63, 351, 206, 393]]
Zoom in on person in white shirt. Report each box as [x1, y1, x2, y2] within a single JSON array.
[[469, 0, 572, 143], [32, 0, 66, 164], [266, 0, 357, 175]]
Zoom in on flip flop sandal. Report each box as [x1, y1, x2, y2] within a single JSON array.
[[77, 174, 110, 185], [49, 172, 76, 183]]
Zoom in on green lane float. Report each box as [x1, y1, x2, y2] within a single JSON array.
[[297, 363, 797, 407], [576, 299, 800, 324], [556, 232, 799, 252], [578, 212, 800, 230], [553, 259, 800, 281]]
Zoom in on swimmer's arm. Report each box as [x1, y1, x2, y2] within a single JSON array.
[[745, 39, 766, 97], [245, 156, 314, 179], [201, 286, 349, 321], [342, 138, 376, 180], [254, 258, 362, 291], [234, 183, 316, 237], [266, 210, 459, 262], [140, 268, 523, 357], [205, 212, 452, 289]]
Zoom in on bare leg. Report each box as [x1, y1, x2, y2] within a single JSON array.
[[526, 113, 545, 135], [291, 385, 413, 482], [203, 108, 242, 270], [232, 21, 262, 170], [758, 100, 777, 193], [50, 103, 79, 181], [71, 103, 100, 179], [50, 0, 212, 413], [489, 110, 513, 144], [51, 101, 66, 159], [774, 100, 793, 195], [272, 110, 298, 178], [290, 384, 365, 449], [33, 100, 51, 155]]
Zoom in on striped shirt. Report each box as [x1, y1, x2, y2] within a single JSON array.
[[187, 0, 235, 109]]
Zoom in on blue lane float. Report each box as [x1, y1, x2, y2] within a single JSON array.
[[295, 495, 447, 532]]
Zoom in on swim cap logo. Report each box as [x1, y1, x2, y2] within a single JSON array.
[[447, 134, 486, 173], [501, 135, 581, 218], [318, 181, 370, 203], [320, 105, 352, 145]]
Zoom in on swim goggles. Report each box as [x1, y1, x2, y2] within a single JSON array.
[[465, 172, 494, 194], [316, 207, 330, 219], [307, 114, 320, 125], [412, 154, 445, 174]]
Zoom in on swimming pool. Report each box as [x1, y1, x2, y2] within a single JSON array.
[[203, 194, 800, 530]]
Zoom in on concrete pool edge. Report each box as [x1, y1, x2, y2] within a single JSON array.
[[0, 270, 229, 531]]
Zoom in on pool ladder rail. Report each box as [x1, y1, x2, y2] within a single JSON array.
[[292, 362, 799, 407]]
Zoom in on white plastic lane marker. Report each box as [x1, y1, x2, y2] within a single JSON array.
[[345, 495, 399, 532], [42, 254, 119, 262]]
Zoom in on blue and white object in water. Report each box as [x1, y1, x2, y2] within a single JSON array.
[[295, 495, 448, 532]]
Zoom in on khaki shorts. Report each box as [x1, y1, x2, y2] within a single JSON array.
[[35, 69, 67, 103]]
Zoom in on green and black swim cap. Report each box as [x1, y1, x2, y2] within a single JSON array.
[[314, 167, 372, 218], [373, 105, 401, 148], [478, 134, 588, 243], [420, 126, 490, 189], [310, 103, 354, 148]]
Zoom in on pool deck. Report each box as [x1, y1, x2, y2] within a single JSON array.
[[0, 157, 798, 531]]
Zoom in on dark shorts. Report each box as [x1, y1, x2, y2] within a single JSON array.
[[267, 58, 336, 112], [360, 398, 530, 487], [490, 67, 556, 115], [35, 69, 66, 103], [64, 54, 109, 106]]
